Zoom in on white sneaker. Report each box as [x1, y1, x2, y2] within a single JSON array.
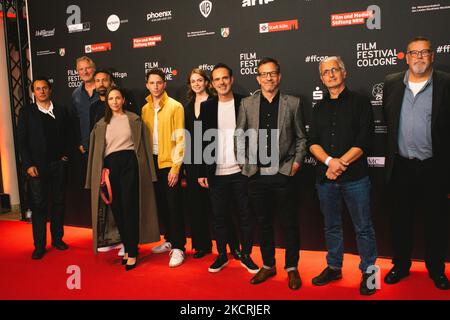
[[151, 242, 172, 254], [169, 249, 185, 267], [97, 243, 122, 253], [117, 244, 125, 257]]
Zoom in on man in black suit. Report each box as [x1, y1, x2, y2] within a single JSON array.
[[198, 63, 259, 274], [383, 36, 450, 290], [235, 57, 307, 290], [18, 77, 72, 259]]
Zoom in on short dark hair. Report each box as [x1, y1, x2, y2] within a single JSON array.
[[257, 57, 281, 73], [145, 68, 166, 82], [407, 36, 432, 51], [94, 69, 115, 81], [31, 76, 52, 91], [212, 63, 233, 78]]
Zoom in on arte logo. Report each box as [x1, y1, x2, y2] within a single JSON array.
[[85, 42, 112, 54], [331, 5, 381, 30], [146, 10, 173, 22], [35, 28, 55, 37], [356, 42, 404, 68], [199, 0, 212, 18], [259, 19, 298, 33], [242, 0, 275, 7], [240, 52, 260, 75], [367, 157, 385, 167], [107, 14, 128, 32], [371, 83, 384, 106], [144, 62, 178, 81], [133, 35, 162, 48], [66, 5, 90, 33]]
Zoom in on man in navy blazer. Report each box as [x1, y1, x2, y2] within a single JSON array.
[[383, 36, 450, 290], [197, 63, 259, 275], [18, 77, 72, 259]]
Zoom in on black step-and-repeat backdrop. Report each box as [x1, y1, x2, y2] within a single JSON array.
[[27, 0, 450, 259]]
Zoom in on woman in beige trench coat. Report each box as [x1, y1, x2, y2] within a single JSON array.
[[85, 87, 160, 270]]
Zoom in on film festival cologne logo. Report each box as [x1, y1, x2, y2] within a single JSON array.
[[144, 61, 178, 81]]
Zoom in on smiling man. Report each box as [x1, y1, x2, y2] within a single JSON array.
[[383, 36, 450, 290], [308, 56, 377, 295], [236, 57, 306, 290]]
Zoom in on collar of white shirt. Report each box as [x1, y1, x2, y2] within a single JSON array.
[[36, 101, 55, 119]]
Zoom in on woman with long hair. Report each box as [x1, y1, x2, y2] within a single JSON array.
[[86, 87, 160, 270]]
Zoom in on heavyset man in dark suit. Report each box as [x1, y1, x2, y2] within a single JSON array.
[[18, 77, 72, 259], [235, 57, 307, 290], [198, 63, 259, 274], [383, 36, 450, 290]]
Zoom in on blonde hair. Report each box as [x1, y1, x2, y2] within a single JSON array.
[[76, 56, 96, 69]]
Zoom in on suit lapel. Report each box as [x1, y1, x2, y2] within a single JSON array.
[[277, 94, 287, 132], [128, 113, 141, 151], [431, 71, 442, 130], [249, 93, 260, 130]]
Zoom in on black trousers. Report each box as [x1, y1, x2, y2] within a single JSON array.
[[389, 155, 449, 276], [104, 151, 140, 257], [185, 165, 212, 251], [209, 172, 254, 255], [29, 160, 67, 250], [153, 155, 186, 251], [249, 173, 300, 270]]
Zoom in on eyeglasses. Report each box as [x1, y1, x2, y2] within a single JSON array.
[[258, 71, 279, 78], [321, 67, 341, 77], [407, 49, 433, 58]]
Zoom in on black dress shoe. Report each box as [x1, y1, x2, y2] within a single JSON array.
[[193, 250, 212, 259], [360, 272, 377, 295], [52, 241, 69, 250], [250, 267, 276, 285], [384, 267, 409, 284], [312, 267, 342, 286], [288, 270, 302, 290], [430, 274, 450, 290], [230, 249, 242, 260], [32, 248, 46, 260]]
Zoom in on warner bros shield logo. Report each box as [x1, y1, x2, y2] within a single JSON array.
[[199, 0, 212, 18]]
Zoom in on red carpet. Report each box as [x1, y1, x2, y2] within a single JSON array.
[[0, 220, 448, 300]]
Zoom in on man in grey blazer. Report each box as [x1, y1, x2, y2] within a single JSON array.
[[235, 57, 307, 290]]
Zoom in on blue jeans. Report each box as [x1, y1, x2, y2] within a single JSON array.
[[316, 176, 377, 272]]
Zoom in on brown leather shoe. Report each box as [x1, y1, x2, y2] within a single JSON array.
[[250, 267, 276, 285], [288, 270, 302, 290]]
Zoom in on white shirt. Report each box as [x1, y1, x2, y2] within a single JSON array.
[[153, 107, 160, 155], [36, 101, 55, 119], [216, 99, 241, 176], [408, 80, 427, 97]]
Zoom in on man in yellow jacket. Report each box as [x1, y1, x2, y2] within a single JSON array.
[[141, 68, 186, 267]]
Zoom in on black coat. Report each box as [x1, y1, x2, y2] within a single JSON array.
[[198, 93, 244, 180], [383, 70, 450, 190], [18, 102, 72, 172]]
